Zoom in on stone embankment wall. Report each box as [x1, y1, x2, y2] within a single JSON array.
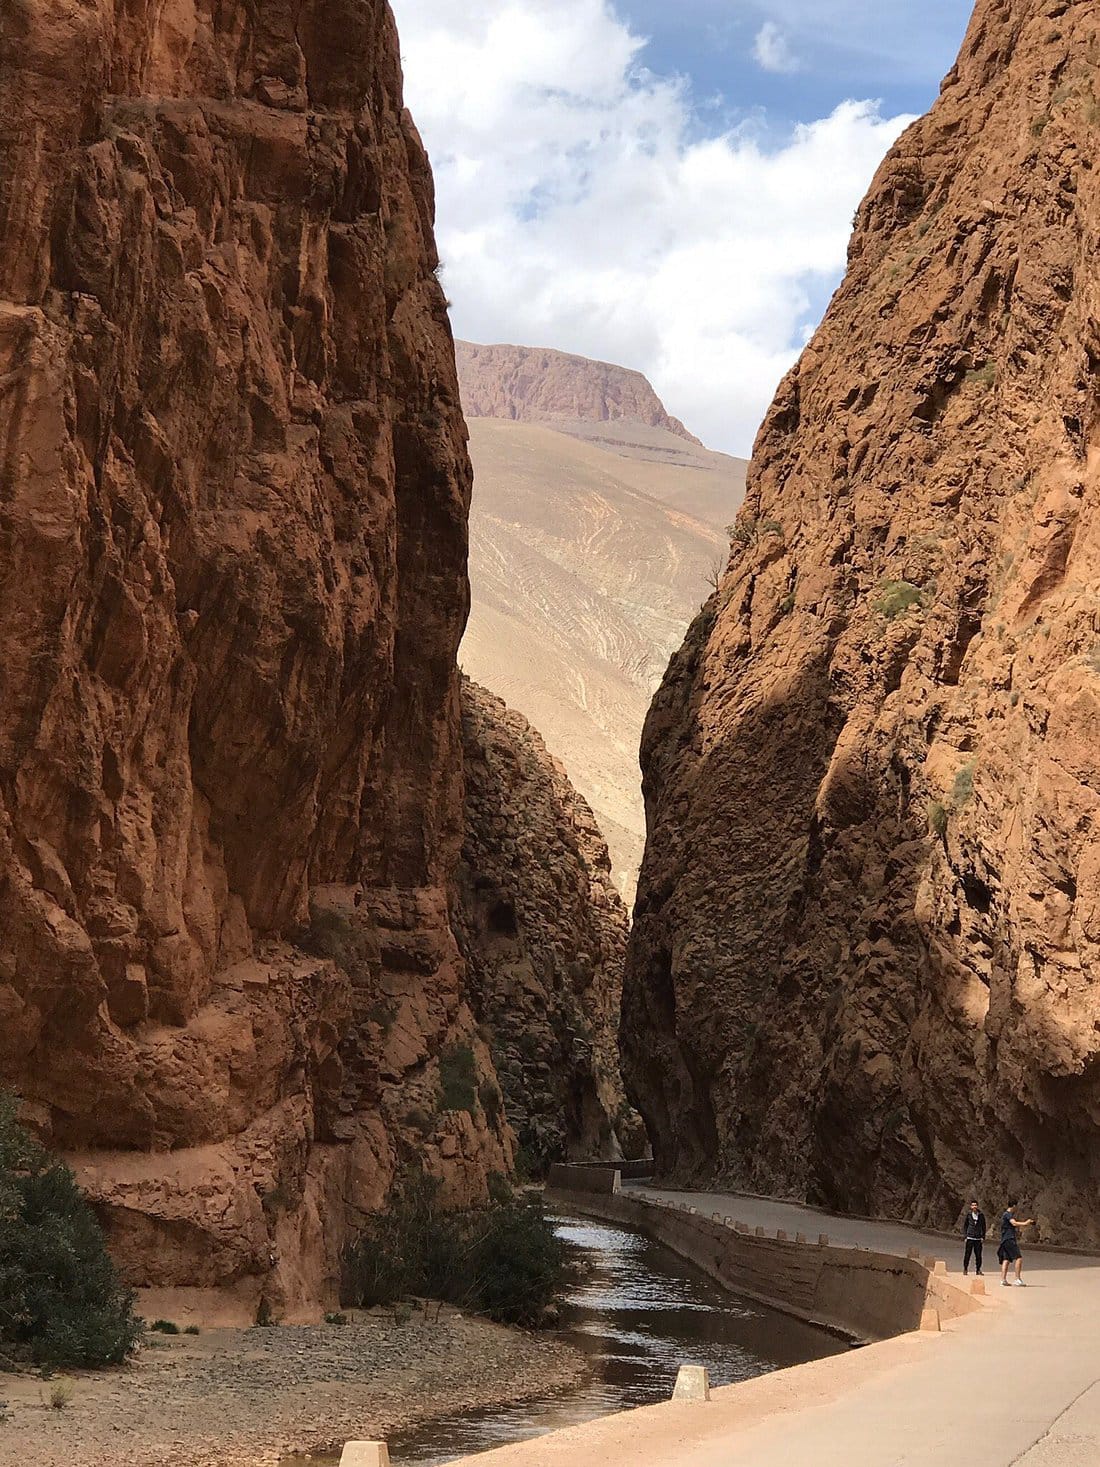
[[623, 0, 1100, 1240], [547, 1179, 977, 1344]]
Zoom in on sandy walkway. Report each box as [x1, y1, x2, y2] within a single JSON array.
[[0, 1309, 587, 1467]]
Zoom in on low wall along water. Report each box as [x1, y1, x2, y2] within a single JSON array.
[[545, 1170, 978, 1345]]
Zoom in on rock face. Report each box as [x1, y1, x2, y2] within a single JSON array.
[[457, 348, 746, 896], [624, 0, 1100, 1240], [462, 418, 743, 898], [0, 0, 510, 1316], [456, 680, 642, 1169], [456, 341, 703, 445]]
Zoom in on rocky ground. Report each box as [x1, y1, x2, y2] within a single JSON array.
[[0, 1311, 587, 1467]]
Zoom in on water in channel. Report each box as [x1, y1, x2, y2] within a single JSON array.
[[386, 1209, 845, 1464]]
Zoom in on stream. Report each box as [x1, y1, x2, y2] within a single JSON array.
[[382, 1210, 844, 1464]]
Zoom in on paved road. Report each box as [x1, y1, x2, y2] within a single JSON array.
[[455, 1185, 1100, 1467]]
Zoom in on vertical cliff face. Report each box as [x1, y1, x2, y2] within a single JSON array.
[[0, 0, 511, 1315], [625, 0, 1100, 1238], [456, 680, 643, 1169]]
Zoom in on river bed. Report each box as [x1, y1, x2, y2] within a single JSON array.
[[294, 1210, 845, 1466]]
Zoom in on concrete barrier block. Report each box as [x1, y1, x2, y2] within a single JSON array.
[[712, 1211, 722, 1222], [546, 1164, 621, 1196], [796, 1232, 807, 1244], [970, 1279, 986, 1296], [341, 1444, 391, 1467], [922, 1256, 936, 1271], [818, 1234, 830, 1247], [907, 1248, 921, 1260], [933, 1260, 947, 1276], [672, 1366, 711, 1402], [754, 1226, 766, 1238], [920, 1309, 941, 1333], [736, 1222, 750, 1234], [776, 1229, 788, 1241]]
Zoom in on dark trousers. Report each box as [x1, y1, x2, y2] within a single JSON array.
[[964, 1238, 983, 1273]]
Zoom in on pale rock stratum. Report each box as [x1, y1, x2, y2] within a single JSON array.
[[456, 347, 747, 897], [624, 0, 1100, 1241], [0, 0, 623, 1316]]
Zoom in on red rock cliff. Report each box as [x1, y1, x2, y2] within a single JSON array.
[[624, 0, 1100, 1239], [456, 679, 644, 1171], [0, 0, 510, 1316]]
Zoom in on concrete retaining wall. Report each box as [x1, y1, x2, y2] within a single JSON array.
[[546, 1187, 978, 1344], [547, 1164, 621, 1195]]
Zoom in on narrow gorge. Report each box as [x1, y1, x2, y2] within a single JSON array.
[[624, 0, 1100, 1242]]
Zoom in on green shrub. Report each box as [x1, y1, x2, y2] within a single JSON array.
[[478, 1079, 503, 1126], [0, 1094, 141, 1369], [404, 1107, 435, 1137], [344, 1176, 570, 1329], [927, 801, 949, 839], [438, 1045, 478, 1114], [487, 1170, 514, 1205], [953, 760, 977, 806], [471, 1197, 570, 1328], [876, 580, 925, 620], [963, 363, 996, 389], [323, 1311, 348, 1327], [45, 1378, 75, 1410], [183, 1325, 200, 1336], [149, 1319, 180, 1335]]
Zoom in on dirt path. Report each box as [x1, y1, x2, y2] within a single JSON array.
[[0, 1310, 588, 1467]]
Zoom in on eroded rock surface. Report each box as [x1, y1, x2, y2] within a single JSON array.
[[0, 0, 510, 1315], [456, 340, 702, 444], [457, 681, 642, 1169], [624, 0, 1100, 1239]]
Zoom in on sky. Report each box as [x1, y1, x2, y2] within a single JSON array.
[[389, 1, 974, 456]]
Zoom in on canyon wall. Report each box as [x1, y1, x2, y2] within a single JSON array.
[[624, 0, 1100, 1240], [456, 680, 642, 1170], [0, 0, 508, 1318]]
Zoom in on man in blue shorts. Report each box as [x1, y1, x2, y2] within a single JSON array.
[[998, 1204, 1034, 1286]]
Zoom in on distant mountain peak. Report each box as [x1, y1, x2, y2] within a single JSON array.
[[456, 340, 703, 447]]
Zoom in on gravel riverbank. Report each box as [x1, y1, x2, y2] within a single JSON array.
[[0, 1310, 589, 1467]]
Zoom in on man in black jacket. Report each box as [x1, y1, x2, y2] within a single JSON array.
[[963, 1200, 986, 1276]]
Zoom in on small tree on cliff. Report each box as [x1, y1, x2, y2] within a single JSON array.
[[0, 1093, 141, 1368]]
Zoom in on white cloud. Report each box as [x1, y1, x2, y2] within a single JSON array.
[[391, 0, 913, 456], [753, 20, 801, 74]]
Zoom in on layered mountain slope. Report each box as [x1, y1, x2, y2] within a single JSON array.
[[0, 0, 503, 1317], [625, 0, 1100, 1240], [457, 340, 702, 444], [459, 387, 746, 895], [456, 680, 643, 1170]]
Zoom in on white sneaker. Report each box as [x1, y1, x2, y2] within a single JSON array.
[[1014, 1279, 1027, 1287]]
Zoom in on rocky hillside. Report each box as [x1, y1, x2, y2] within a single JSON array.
[[624, 0, 1100, 1240], [0, 0, 506, 1319], [457, 340, 702, 444], [456, 680, 642, 1170], [458, 360, 746, 896]]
